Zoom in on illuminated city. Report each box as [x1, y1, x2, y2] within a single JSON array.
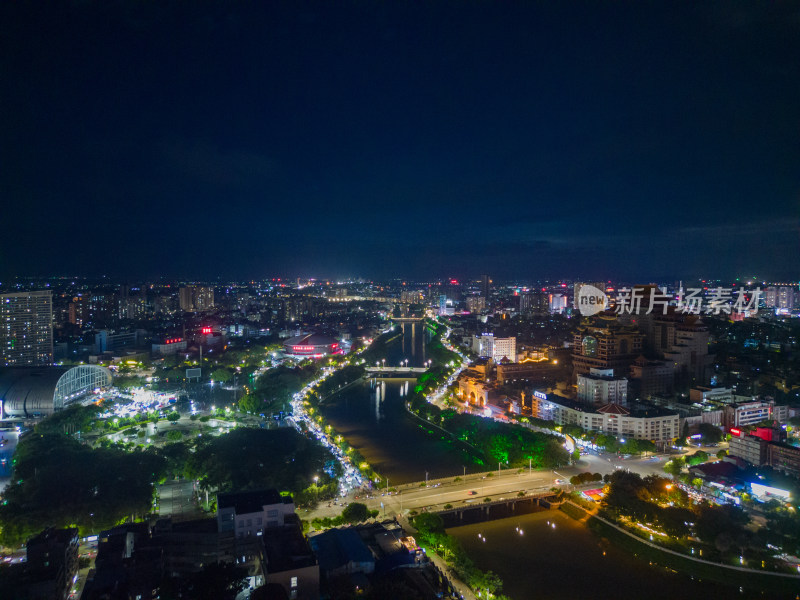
[[2, 3, 800, 600]]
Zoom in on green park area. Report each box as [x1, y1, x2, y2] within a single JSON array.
[[436, 410, 570, 469], [237, 362, 320, 414], [0, 417, 339, 548]]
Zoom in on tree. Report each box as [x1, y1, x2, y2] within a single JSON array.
[[341, 502, 370, 524], [211, 368, 233, 383], [620, 438, 654, 455], [685, 451, 709, 466], [469, 570, 503, 597], [663, 457, 684, 478], [166, 412, 180, 422], [694, 504, 749, 544], [569, 472, 603, 486], [115, 375, 146, 390], [603, 471, 655, 520], [698, 423, 723, 444], [413, 512, 445, 535], [0, 433, 166, 546], [186, 428, 340, 494], [658, 506, 693, 538], [594, 433, 619, 452], [437, 412, 569, 469], [34, 404, 100, 436], [238, 393, 263, 414]]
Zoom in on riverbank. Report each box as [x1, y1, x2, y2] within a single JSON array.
[[448, 509, 738, 600], [560, 502, 800, 597]]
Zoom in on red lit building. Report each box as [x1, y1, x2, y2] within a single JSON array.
[[152, 337, 187, 356], [283, 334, 341, 358]]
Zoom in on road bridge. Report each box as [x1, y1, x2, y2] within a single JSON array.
[[365, 366, 427, 374], [434, 491, 561, 525]]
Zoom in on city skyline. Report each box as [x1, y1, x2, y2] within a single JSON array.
[[3, 2, 799, 281], [4, 4, 800, 599]]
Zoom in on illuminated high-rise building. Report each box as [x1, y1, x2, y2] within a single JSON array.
[[520, 292, 548, 316], [472, 334, 516, 361], [549, 293, 567, 314], [481, 274, 490, 299], [466, 296, 486, 313], [1, 290, 53, 366], [572, 319, 643, 379], [438, 294, 448, 316], [179, 286, 215, 312], [194, 286, 214, 311]]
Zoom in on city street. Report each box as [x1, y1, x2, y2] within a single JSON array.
[[156, 479, 199, 519], [305, 448, 690, 521]]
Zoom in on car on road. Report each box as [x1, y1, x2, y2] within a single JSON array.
[[468, 490, 477, 495]]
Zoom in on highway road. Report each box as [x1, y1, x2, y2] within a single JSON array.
[[305, 443, 726, 521]]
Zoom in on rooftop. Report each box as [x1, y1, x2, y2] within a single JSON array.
[[309, 528, 374, 572], [262, 515, 316, 573], [284, 333, 338, 347], [217, 489, 290, 513]]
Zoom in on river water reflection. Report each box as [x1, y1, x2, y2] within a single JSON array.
[[449, 510, 785, 600], [319, 377, 475, 484], [319, 322, 479, 484], [323, 323, 788, 599]]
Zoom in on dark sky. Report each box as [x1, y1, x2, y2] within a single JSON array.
[[2, 1, 799, 281]]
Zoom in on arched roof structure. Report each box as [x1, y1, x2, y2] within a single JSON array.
[[0, 365, 112, 417]]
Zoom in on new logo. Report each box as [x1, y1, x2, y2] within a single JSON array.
[[576, 284, 608, 316]]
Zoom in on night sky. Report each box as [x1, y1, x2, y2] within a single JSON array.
[[2, 2, 799, 281]]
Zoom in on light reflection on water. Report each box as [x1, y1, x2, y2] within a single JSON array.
[[321, 377, 476, 484], [448, 510, 782, 600], [320, 322, 479, 484]]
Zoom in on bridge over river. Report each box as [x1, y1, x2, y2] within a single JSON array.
[[364, 366, 427, 375]]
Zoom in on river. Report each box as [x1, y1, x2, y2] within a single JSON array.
[[324, 323, 790, 599], [320, 375, 478, 484], [319, 321, 483, 484], [448, 510, 783, 600]]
